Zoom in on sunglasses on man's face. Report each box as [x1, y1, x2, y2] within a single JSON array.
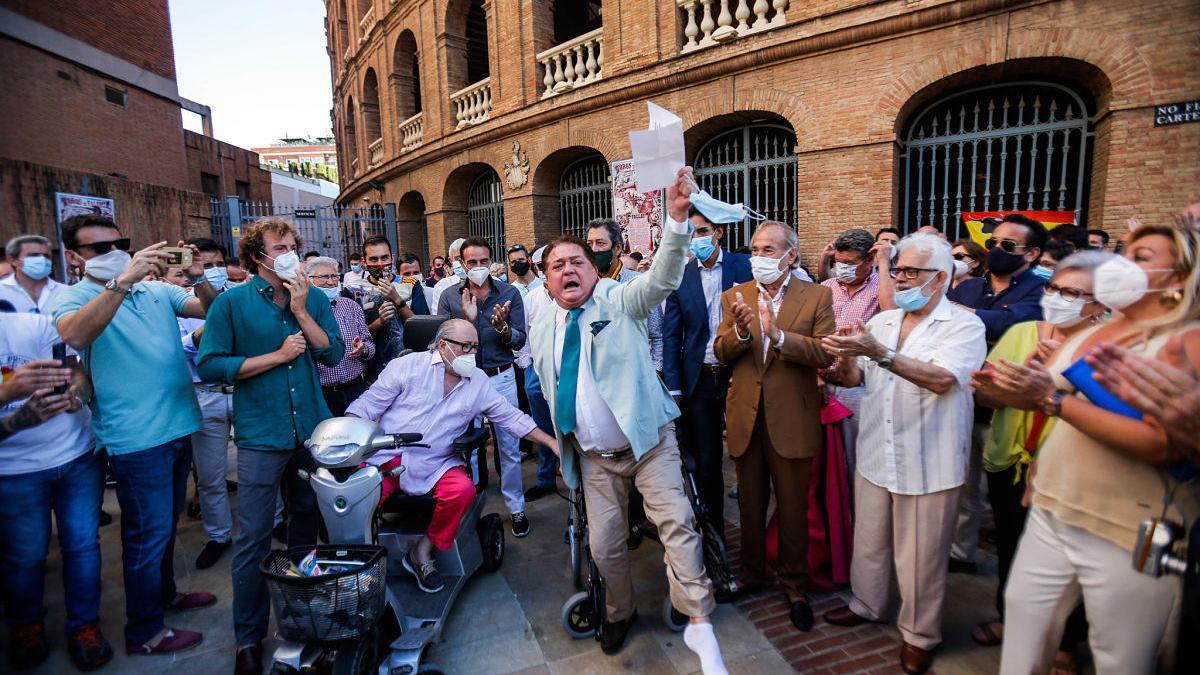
[[984, 237, 1026, 254], [77, 238, 131, 256]]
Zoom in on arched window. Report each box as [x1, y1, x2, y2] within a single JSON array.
[[465, 0, 490, 85], [361, 69, 382, 143], [900, 81, 1094, 237], [694, 124, 797, 250], [559, 154, 612, 239], [336, 0, 349, 56], [392, 30, 421, 121], [467, 169, 505, 256], [344, 97, 359, 175]]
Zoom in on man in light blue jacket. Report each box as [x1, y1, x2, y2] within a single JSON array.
[[531, 168, 726, 673]]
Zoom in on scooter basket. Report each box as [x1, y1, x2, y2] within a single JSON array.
[[261, 545, 386, 643]]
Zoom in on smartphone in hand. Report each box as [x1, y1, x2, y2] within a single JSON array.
[[51, 343, 70, 395]]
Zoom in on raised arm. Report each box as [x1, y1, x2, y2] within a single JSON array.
[[610, 168, 696, 319], [55, 243, 169, 348]]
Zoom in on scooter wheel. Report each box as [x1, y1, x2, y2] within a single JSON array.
[[331, 634, 377, 675], [663, 597, 688, 633], [562, 591, 597, 639], [477, 513, 505, 573]]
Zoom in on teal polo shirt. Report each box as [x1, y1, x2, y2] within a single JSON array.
[[52, 279, 202, 455], [196, 275, 345, 451]]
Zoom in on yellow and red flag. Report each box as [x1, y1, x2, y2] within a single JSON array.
[[961, 211, 1076, 247]]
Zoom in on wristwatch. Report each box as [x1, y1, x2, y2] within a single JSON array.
[[877, 347, 897, 370], [1041, 389, 1068, 417], [104, 278, 133, 296]]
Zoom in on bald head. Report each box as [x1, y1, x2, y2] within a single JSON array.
[[434, 318, 477, 346]]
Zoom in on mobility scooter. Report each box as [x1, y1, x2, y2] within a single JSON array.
[[263, 316, 505, 675]]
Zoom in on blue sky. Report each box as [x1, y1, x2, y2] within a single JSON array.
[[170, 0, 334, 149]]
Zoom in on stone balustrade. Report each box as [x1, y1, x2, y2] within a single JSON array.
[[536, 27, 604, 99], [450, 78, 492, 129], [368, 138, 384, 167], [398, 112, 423, 151], [358, 5, 377, 43], [677, 0, 789, 53]]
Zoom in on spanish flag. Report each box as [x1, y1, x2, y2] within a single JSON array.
[[961, 211, 1076, 248]]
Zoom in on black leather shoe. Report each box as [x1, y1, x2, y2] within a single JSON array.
[[599, 610, 638, 655], [790, 599, 814, 632], [234, 642, 262, 675], [195, 539, 231, 570]]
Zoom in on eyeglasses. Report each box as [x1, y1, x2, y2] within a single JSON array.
[[506, 244, 527, 254], [1044, 283, 1093, 303], [889, 266, 940, 280], [308, 273, 340, 282], [984, 237, 1027, 254], [77, 238, 131, 256], [443, 338, 479, 354]]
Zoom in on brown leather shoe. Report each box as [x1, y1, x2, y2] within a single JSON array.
[[234, 642, 263, 675], [900, 642, 933, 674], [823, 604, 871, 627]]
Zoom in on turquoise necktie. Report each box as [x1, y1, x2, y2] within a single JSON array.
[[556, 308, 583, 434]]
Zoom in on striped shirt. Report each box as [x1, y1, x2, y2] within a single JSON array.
[[317, 297, 375, 386]]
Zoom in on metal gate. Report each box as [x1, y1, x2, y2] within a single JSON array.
[[560, 154, 612, 239], [900, 81, 1094, 239], [694, 124, 797, 250], [210, 197, 396, 268], [467, 170, 505, 256]]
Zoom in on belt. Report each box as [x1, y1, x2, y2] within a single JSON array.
[[701, 363, 728, 375], [482, 363, 513, 377], [593, 447, 632, 460], [195, 383, 235, 395]]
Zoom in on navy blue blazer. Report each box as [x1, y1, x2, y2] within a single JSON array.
[[663, 250, 753, 397]]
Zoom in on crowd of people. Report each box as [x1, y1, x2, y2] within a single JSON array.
[[1, 170, 1197, 675]]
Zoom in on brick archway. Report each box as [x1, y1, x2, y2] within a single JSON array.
[[871, 28, 1145, 140], [678, 87, 814, 154]]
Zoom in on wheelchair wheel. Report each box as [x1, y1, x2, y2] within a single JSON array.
[[663, 597, 688, 633], [477, 513, 505, 573], [562, 591, 598, 639]]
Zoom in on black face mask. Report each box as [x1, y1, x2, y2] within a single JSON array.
[[592, 249, 614, 272], [986, 246, 1027, 276], [510, 260, 530, 277]]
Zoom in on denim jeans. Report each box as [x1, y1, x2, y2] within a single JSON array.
[[523, 365, 558, 489], [487, 367, 525, 514], [106, 437, 192, 645], [0, 450, 104, 633]]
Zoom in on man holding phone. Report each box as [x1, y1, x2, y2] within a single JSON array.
[[1, 312, 110, 671], [52, 214, 219, 656], [346, 235, 421, 372]]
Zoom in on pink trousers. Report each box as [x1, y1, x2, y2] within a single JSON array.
[[378, 459, 476, 550]]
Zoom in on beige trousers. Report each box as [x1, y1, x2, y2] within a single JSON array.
[[1000, 506, 1180, 675], [579, 424, 716, 622], [847, 471, 961, 650]]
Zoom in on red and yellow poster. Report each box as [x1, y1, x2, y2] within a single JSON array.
[[961, 211, 1076, 247]]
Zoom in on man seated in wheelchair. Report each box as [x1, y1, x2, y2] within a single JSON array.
[[345, 319, 559, 593]]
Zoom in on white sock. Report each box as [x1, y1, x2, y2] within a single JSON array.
[[683, 622, 728, 675]]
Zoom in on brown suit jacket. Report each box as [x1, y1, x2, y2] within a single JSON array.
[[714, 278, 836, 460]]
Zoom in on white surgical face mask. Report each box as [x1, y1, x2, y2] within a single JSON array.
[[85, 249, 131, 282], [833, 261, 861, 284], [1040, 291, 1088, 328], [466, 267, 490, 287], [1093, 256, 1175, 311], [442, 344, 477, 378], [265, 250, 301, 280], [952, 259, 970, 279], [750, 254, 788, 286]]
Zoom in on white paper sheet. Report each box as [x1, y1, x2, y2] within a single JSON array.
[[628, 102, 685, 193]]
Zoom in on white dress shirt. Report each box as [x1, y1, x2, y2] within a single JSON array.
[[737, 274, 790, 362], [698, 251, 723, 364], [0, 275, 66, 314], [553, 303, 630, 453], [855, 298, 986, 495]]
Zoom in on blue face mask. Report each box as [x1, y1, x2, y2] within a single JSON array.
[[204, 266, 228, 289], [320, 284, 342, 301], [351, 264, 363, 273], [894, 274, 938, 312], [689, 234, 716, 261], [689, 190, 766, 225], [1031, 266, 1054, 281], [20, 255, 52, 281]]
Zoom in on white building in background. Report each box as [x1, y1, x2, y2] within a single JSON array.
[[268, 168, 339, 207]]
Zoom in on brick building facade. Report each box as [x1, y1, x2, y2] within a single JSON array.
[[328, 0, 1199, 264], [0, 0, 270, 252]]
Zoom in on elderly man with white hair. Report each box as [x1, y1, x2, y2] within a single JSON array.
[[430, 237, 467, 309], [818, 233, 986, 675], [305, 256, 375, 415]]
